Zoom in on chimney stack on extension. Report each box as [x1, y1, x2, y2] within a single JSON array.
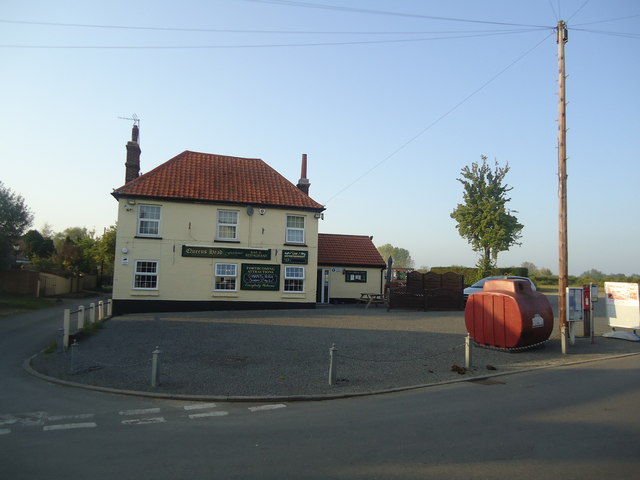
[[296, 153, 310, 195], [124, 124, 141, 184]]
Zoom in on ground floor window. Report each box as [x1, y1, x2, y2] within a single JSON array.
[[214, 263, 237, 291], [134, 260, 159, 289], [345, 270, 367, 282], [284, 266, 305, 292]]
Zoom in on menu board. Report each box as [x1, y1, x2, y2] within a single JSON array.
[[241, 264, 280, 291]]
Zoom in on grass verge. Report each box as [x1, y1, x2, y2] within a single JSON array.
[[0, 292, 58, 317]]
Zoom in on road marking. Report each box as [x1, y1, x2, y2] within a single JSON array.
[[183, 403, 217, 411], [43, 422, 97, 432], [121, 417, 166, 425], [188, 411, 228, 419], [0, 428, 10, 435], [47, 413, 95, 421], [0, 412, 46, 426], [119, 408, 161, 416], [248, 404, 287, 412]]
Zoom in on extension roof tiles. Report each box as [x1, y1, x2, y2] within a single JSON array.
[[318, 233, 386, 268], [112, 150, 324, 211]]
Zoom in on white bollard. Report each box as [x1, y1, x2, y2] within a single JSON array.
[[465, 334, 473, 369], [89, 303, 96, 324], [151, 346, 161, 388], [78, 305, 85, 330], [107, 299, 113, 317], [98, 301, 104, 321], [328, 344, 338, 386], [63, 309, 71, 349]]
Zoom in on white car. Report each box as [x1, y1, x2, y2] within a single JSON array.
[[463, 276, 536, 301]]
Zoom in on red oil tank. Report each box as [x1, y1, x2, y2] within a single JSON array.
[[464, 279, 554, 348]]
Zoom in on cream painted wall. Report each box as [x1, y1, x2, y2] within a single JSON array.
[[325, 267, 384, 300], [113, 199, 319, 304]]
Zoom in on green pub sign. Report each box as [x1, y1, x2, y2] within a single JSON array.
[[182, 245, 271, 260], [241, 264, 280, 291], [282, 250, 308, 264]]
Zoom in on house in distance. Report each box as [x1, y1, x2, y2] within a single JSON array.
[[111, 125, 384, 314]]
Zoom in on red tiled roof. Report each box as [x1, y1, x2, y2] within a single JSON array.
[[112, 150, 324, 211], [318, 233, 386, 268]]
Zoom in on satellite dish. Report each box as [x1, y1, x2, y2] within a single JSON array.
[[247, 206, 254, 216]]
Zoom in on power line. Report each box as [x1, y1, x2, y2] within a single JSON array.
[[566, 0, 591, 22], [243, 0, 551, 29], [322, 31, 555, 205], [572, 13, 640, 27], [571, 27, 640, 39], [0, 29, 549, 50], [0, 18, 549, 36]]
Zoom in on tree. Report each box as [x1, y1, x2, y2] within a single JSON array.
[[91, 226, 117, 284], [23, 229, 55, 259], [0, 182, 33, 270], [581, 269, 605, 279], [377, 244, 414, 268], [450, 156, 523, 276]]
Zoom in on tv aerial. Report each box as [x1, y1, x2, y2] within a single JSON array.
[[118, 113, 140, 127]]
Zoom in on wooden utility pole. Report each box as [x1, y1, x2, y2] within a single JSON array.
[[557, 20, 569, 354]]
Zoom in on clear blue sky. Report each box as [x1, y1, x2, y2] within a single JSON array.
[[2, 1, 638, 275]]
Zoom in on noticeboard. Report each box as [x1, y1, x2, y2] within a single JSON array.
[[241, 264, 280, 291]]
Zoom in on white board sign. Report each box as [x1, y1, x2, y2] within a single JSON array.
[[605, 282, 640, 329]]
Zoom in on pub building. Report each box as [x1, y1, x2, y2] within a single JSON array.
[[111, 126, 385, 314]]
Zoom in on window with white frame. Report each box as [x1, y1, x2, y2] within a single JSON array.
[[134, 260, 159, 289], [217, 210, 239, 241], [214, 263, 237, 291], [137, 205, 161, 237], [284, 266, 305, 292], [286, 215, 305, 244]]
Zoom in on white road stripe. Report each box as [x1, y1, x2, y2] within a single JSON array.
[[248, 404, 287, 412], [118, 408, 161, 416], [43, 422, 97, 432], [47, 413, 95, 421], [183, 403, 217, 411], [188, 411, 228, 419], [0, 428, 11, 435], [121, 417, 166, 425]]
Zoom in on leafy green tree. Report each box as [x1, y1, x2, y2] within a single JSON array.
[[377, 244, 414, 268], [23, 229, 55, 259], [48, 227, 96, 275], [450, 156, 523, 277], [91, 226, 116, 283], [0, 182, 33, 270]]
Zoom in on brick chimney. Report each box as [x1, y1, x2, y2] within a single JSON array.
[[124, 124, 141, 184], [296, 153, 310, 195]]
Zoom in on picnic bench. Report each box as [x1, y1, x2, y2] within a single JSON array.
[[359, 292, 384, 309]]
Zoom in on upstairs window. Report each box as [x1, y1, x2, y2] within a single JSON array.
[[286, 215, 305, 244], [137, 205, 161, 237], [217, 210, 238, 241], [214, 263, 237, 291], [284, 266, 305, 292]]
